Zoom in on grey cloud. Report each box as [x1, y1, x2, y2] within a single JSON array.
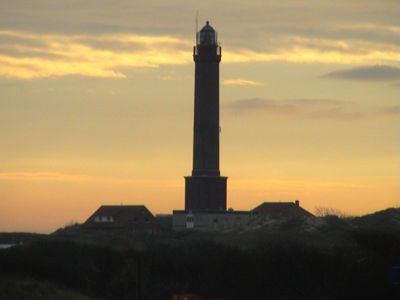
[[324, 65, 400, 81], [377, 106, 400, 115], [270, 21, 400, 48], [286, 98, 353, 106], [0, 0, 190, 36], [1, 0, 400, 51], [330, 27, 400, 48], [390, 82, 400, 88], [0, 79, 26, 87], [304, 108, 365, 120], [0, 35, 47, 48], [1, 0, 400, 72], [225, 98, 364, 121], [225, 98, 285, 111]]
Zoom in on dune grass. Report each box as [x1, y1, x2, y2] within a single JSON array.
[[0, 278, 95, 300]]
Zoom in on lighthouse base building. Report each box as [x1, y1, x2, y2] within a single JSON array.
[[172, 200, 313, 232], [173, 210, 252, 231]]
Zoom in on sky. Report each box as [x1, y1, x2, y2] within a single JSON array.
[[1, 0, 399, 232]]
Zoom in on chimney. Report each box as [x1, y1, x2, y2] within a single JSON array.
[[295, 200, 300, 206]]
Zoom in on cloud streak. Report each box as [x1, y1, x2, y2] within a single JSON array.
[[223, 79, 263, 86], [0, 172, 92, 182], [377, 106, 400, 115], [0, 31, 191, 79], [324, 65, 400, 81], [2, 30, 400, 79], [225, 98, 365, 121], [226, 98, 400, 121], [0, 171, 183, 188]]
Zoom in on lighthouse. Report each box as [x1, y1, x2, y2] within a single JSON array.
[[184, 21, 227, 212]]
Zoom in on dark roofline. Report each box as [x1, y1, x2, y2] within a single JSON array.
[[173, 210, 251, 215], [99, 205, 146, 208], [252, 201, 300, 210], [252, 201, 314, 218], [258, 201, 299, 205]]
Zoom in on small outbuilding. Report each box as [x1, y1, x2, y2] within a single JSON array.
[[83, 205, 157, 233]]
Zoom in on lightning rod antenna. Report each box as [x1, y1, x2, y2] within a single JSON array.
[[195, 10, 199, 44]]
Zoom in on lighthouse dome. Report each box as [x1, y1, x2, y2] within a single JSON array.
[[199, 21, 217, 45]]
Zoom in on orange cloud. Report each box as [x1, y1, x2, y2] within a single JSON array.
[[232, 178, 365, 190], [0, 31, 191, 79], [224, 98, 365, 121], [223, 48, 400, 64], [1, 31, 400, 79], [0, 171, 182, 188], [0, 172, 92, 182]]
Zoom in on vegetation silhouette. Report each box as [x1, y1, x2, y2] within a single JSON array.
[[1, 208, 400, 299]]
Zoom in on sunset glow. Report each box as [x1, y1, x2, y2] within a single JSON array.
[[1, 0, 399, 232]]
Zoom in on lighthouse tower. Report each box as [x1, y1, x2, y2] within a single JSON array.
[[184, 21, 227, 212]]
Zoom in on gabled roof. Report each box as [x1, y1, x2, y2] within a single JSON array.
[[252, 201, 314, 219], [84, 205, 154, 228]]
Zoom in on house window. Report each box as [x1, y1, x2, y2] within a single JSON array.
[[94, 216, 114, 223], [186, 214, 195, 229]]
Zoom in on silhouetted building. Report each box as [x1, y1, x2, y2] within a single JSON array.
[[185, 21, 227, 212], [83, 205, 157, 233], [173, 201, 314, 231], [252, 200, 314, 219]]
